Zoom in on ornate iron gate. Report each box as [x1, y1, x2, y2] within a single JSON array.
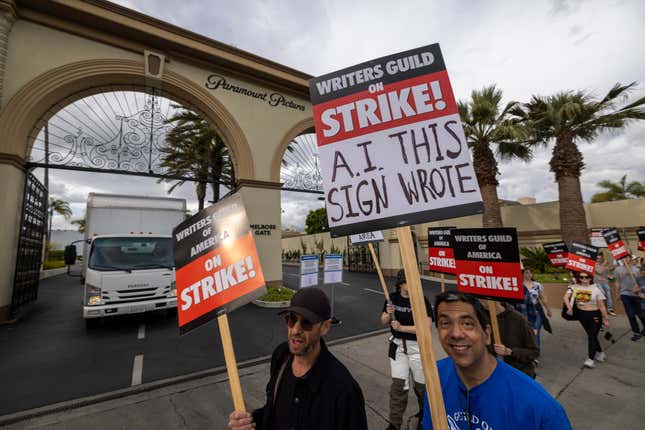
[[11, 173, 47, 317], [347, 244, 379, 273]]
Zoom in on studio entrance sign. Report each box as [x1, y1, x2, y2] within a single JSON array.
[[205, 74, 306, 111], [309, 43, 483, 237]]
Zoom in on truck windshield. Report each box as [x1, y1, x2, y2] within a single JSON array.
[[89, 237, 174, 271]]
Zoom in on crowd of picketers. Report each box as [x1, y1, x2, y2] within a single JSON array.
[[228, 254, 644, 430]]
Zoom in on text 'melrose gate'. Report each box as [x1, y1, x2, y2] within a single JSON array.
[[452, 228, 523, 302], [172, 193, 265, 334]]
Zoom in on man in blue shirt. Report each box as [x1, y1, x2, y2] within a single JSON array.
[[423, 292, 571, 430]]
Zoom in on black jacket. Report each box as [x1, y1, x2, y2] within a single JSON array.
[[252, 339, 368, 430], [497, 308, 540, 378]]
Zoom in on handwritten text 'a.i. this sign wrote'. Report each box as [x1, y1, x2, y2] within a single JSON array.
[[309, 44, 483, 237]]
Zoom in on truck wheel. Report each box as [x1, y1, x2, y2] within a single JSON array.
[[85, 318, 101, 330]]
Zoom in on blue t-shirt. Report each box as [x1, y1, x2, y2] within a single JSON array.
[[423, 358, 571, 430]]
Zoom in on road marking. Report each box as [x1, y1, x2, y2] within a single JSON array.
[[131, 354, 143, 386], [341, 282, 351, 286], [364, 288, 384, 295], [137, 324, 145, 340]]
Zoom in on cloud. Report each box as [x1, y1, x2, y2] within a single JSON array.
[[40, 0, 645, 231]]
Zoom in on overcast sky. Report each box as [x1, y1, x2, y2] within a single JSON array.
[[44, 0, 645, 231]]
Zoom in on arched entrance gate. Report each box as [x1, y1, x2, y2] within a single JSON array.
[[0, 0, 313, 321]]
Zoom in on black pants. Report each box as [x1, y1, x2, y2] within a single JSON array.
[[620, 295, 645, 334], [578, 309, 602, 360]]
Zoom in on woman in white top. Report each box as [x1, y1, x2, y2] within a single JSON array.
[[563, 272, 610, 368]]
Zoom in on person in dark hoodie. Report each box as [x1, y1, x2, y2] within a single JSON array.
[[481, 299, 539, 378]]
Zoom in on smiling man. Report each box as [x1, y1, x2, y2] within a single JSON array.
[[422, 292, 571, 430], [228, 287, 367, 430]]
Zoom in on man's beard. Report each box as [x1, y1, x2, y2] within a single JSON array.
[[290, 334, 318, 356]]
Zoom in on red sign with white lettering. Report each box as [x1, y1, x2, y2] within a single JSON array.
[[602, 228, 629, 261], [565, 242, 598, 274], [427, 227, 456, 274]]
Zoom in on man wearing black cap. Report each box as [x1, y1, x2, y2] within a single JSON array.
[[228, 287, 368, 430]]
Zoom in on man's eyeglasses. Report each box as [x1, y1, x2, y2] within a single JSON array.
[[284, 312, 317, 331]]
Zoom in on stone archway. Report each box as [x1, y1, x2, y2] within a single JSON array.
[[0, 59, 254, 180]]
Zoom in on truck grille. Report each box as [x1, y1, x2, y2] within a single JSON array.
[[102, 286, 170, 304]]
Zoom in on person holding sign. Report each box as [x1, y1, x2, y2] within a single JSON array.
[[562, 272, 609, 368], [422, 292, 571, 429], [614, 255, 645, 341], [381, 269, 433, 430], [228, 287, 368, 430], [594, 254, 616, 316]]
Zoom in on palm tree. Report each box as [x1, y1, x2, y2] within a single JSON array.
[[160, 108, 235, 210], [522, 82, 645, 246], [458, 85, 531, 227], [591, 175, 645, 202], [45, 198, 72, 261], [71, 219, 86, 233]]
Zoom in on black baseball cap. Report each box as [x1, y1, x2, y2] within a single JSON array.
[[278, 287, 331, 323]]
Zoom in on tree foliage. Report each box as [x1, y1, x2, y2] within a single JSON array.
[[591, 175, 645, 202], [520, 247, 550, 273], [305, 208, 329, 234], [159, 107, 235, 210]]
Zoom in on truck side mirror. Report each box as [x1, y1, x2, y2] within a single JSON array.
[[64, 245, 77, 265]]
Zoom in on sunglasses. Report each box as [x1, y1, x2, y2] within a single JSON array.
[[284, 312, 317, 331], [579, 275, 590, 279]]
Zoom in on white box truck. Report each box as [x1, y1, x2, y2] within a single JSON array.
[[82, 193, 186, 328]]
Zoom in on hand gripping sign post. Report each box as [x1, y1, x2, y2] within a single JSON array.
[[452, 228, 523, 345], [565, 242, 599, 275], [427, 227, 457, 292], [173, 193, 266, 412], [543, 242, 568, 267], [310, 43, 484, 430]]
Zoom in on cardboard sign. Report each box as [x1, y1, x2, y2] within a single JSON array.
[[565, 241, 599, 274], [602, 228, 629, 261], [173, 193, 266, 334], [427, 227, 456, 274], [349, 230, 384, 245], [323, 254, 343, 284], [543, 241, 568, 267], [452, 228, 523, 302], [300, 255, 319, 288], [589, 228, 609, 248], [309, 44, 483, 238], [637, 226, 645, 252]]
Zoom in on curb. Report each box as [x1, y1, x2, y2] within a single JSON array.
[[0, 328, 389, 426]]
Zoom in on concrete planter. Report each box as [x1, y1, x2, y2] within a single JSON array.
[[252, 299, 291, 308]]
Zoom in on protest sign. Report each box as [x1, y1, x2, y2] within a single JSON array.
[[310, 43, 483, 238], [427, 227, 456, 275], [565, 242, 598, 274], [543, 241, 568, 267], [323, 254, 343, 284], [349, 230, 384, 245], [589, 228, 609, 248], [637, 227, 645, 251], [452, 228, 524, 302], [602, 228, 629, 261], [173, 193, 266, 335], [300, 255, 319, 288], [172, 192, 265, 411]]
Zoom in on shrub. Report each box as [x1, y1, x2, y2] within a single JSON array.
[[258, 286, 295, 302], [43, 260, 66, 270]]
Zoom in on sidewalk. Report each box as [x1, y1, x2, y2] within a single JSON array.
[[2, 312, 643, 429]]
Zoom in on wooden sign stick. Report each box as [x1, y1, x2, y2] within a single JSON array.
[[397, 226, 448, 430], [440, 273, 445, 293], [488, 301, 502, 345], [218, 313, 245, 411], [368, 242, 391, 302]]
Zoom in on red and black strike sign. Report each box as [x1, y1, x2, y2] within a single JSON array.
[[173, 193, 266, 335], [637, 227, 645, 252], [602, 228, 629, 261], [427, 227, 456, 274], [543, 242, 568, 267], [452, 228, 523, 302], [565, 242, 598, 274]]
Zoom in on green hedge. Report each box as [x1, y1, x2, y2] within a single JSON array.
[[48, 250, 65, 261], [258, 286, 295, 302], [43, 260, 66, 270]]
